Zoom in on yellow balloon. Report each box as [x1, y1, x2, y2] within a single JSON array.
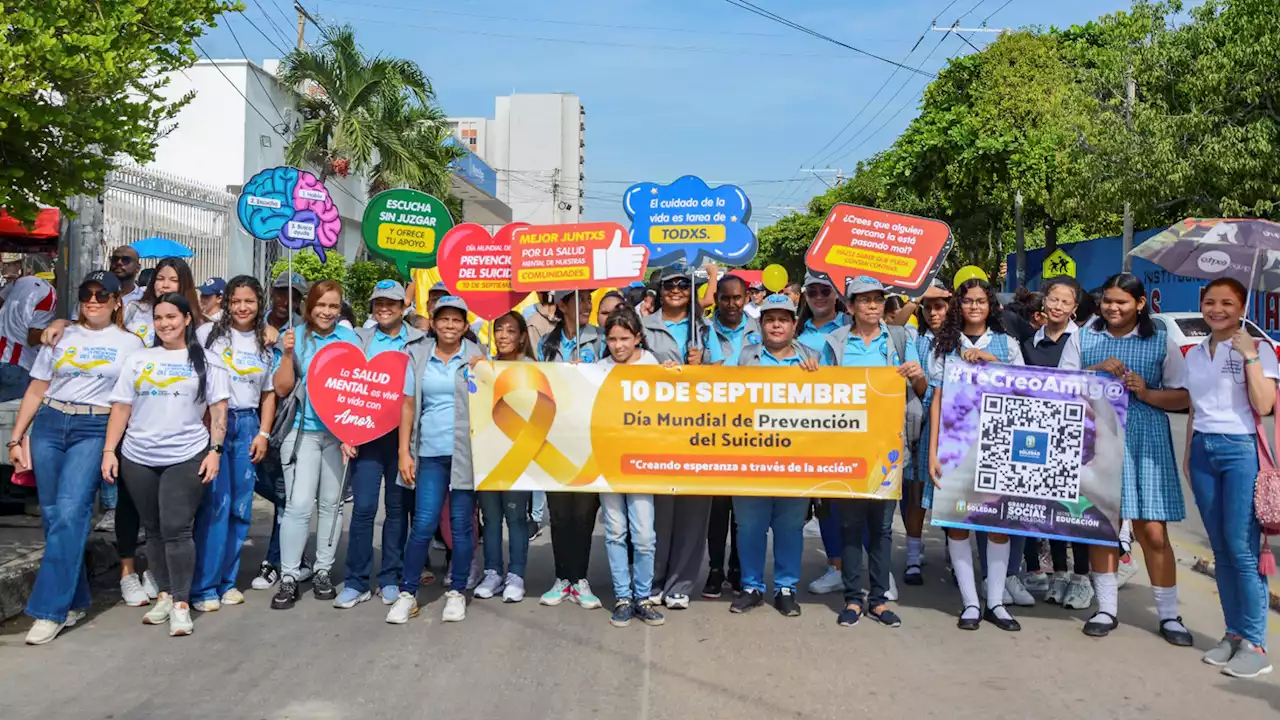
[[952, 265, 989, 290], [763, 264, 789, 292]]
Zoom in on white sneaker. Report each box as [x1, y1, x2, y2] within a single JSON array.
[[1116, 555, 1141, 588], [66, 609, 85, 627], [143, 594, 174, 624], [885, 572, 899, 602], [807, 566, 843, 595], [1005, 575, 1036, 607], [1022, 571, 1050, 595], [540, 579, 572, 606], [221, 589, 245, 606], [803, 517, 823, 538], [25, 619, 66, 645], [386, 592, 419, 624], [192, 598, 221, 613], [297, 559, 316, 583], [649, 591, 664, 605], [169, 603, 193, 636], [502, 574, 525, 603], [1045, 572, 1070, 604], [466, 557, 483, 591], [120, 574, 150, 607], [664, 593, 690, 610], [1063, 574, 1095, 610], [573, 579, 602, 610], [141, 571, 159, 599], [442, 590, 466, 622], [474, 569, 504, 599]]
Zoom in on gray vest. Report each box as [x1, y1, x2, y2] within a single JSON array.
[[640, 313, 691, 365], [736, 340, 818, 367], [353, 323, 426, 354], [400, 336, 488, 490], [822, 323, 925, 454], [538, 323, 603, 363], [700, 315, 762, 363]]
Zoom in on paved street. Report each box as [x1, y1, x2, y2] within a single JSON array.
[[1, 496, 1278, 720]]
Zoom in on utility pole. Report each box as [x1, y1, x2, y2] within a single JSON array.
[[56, 195, 104, 318], [295, 2, 310, 50], [1014, 190, 1025, 288], [1120, 66, 1136, 272]]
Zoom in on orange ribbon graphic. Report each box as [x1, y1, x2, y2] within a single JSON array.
[[484, 364, 598, 487]]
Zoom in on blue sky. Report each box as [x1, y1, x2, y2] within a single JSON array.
[[200, 0, 1140, 225]]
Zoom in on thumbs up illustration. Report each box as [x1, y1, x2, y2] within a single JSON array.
[[593, 229, 646, 280]]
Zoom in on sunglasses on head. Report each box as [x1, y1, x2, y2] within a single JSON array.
[[78, 288, 113, 303], [805, 285, 833, 298], [109, 255, 135, 265], [662, 279, 692, 291]]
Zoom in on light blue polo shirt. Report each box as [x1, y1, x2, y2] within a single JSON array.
[[418, 350, 465, 457], [705, 317, 757, 366], [534, 329, 596, 363], [821, 322, 920, 368], [759, 348, 803, 367], [797, 312, 847, 352], [665, 317, 692, 359], [275, 324, 360, 432], [366, 323, 415, 396]]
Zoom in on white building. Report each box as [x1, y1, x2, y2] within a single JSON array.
[[450, 93, 586, 226]]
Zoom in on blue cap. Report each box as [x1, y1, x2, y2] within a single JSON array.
[[433, 295, 468, 316], [199, 277, 226, 296], [802, 271, 836, 290], [370, 279, 406, 303], [759, 293, 798, 317], [844, 275, 886, 298], [81, 270, 121, 295]]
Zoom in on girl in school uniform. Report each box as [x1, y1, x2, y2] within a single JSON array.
[[14, 271, 145, 644], [1059, 272, 1192, 645], [903, 283, 950, 587], [926, 278, 1025, 632]]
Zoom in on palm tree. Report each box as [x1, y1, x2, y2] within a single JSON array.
[[365, 93, 465, 199], [277, 25, 445, 186]]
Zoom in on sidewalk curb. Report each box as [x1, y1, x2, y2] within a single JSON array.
[[0, 536, 119, 623]]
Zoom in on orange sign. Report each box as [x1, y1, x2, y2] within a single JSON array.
[[510, 222, 648, 291], [806, 203, 953, 295], [468, 362, 907, 498]]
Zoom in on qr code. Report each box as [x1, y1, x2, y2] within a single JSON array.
[[976, 394, 1085, 501]]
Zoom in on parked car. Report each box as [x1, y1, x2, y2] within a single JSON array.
[[1152, 312, 1280, 361]]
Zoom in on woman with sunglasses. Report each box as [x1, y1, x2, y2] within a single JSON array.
[[15, 272, 144, 644], [102, 293, 230, 636], [926, 278, 1025, 632]]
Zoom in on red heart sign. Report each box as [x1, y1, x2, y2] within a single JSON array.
[[437, 222, 529, 321], [306, 342, 409, 446]]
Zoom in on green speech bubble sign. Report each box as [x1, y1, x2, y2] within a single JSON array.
[[361, 188, 456, 277]]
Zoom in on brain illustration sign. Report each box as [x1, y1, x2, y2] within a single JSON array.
[[237, 166, 342, 261], [623, 175, 756, 267]]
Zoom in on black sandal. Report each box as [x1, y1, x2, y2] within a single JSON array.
[[1159, 616, 1193, 647], [1083, 611, 1119, 637], [983, 604, 1021, 632], [957, 604, 981, 631], [904, 564, 923, 586]]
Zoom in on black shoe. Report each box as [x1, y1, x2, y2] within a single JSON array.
[[1159, 617, 1193, 647], [730, 588, 764, 614], [957, 605, 981, 631], [702, 569, 726, 599], [528, 521, 542, 540], [904, 564, 923, 586], [774, 588, 801, 617], [727, 568, 742, 593], [312, 570, 336, 600], [251, 562, 280, 591], [983, 605, 1021, 632], [609, 599, 634, 628], [838, 605, 861, 627], [868, 606, 901, 628], [1083, 611, 1118, 637], [271, 577, 299, 609], [633, 599, 666, 626]]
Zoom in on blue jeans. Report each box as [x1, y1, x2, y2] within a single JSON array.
[[191, 409, 259, 602], [343, 433, 409, 592], [818, 501, 841, 561], [479, 490, 530, 576], [601, 493, 656, 600], [531, 491, 547, 523], [1189, 432, 1270, 648], [838, 498, 894, 606], [254, 460, 284, 567], [399, 456, 475, 594], [734, 496, 808, 594], [25, 406, 107, 622]]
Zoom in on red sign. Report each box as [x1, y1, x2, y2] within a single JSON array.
[[437, 222, 529, 320], [510, 222, 648, 292], [806, 204, 953, 295], [307, 342, 409, 446]]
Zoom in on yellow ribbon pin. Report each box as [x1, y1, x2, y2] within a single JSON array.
[[483, 364, 597, 488]]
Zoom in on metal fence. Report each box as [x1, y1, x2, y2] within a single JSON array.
[[103, 163, 235, 284]]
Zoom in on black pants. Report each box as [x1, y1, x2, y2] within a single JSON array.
[[122, 455, 205, 603], [1050, 540, 1090, 574], [837, 498, 893, 607], [547, 492, 597, 583], [114, 465, 142, 560], [653, 496, 712, 597], [707, 496, 739, 578]]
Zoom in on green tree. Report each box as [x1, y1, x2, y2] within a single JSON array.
[[0, 0, 237, 224], [270, 251, 347, 288], [345, 259, 399, 323]]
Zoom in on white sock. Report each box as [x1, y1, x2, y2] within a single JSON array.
[[1119, 520, 1133, 555], [985, 540, 1012, 620], [1152, 585, 1187, 632], [947, 535, 980, 620], [906, 537, 923, 568], [1091, 571, 1117, 622]]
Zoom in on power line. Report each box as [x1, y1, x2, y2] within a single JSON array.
[[237, 9, 290, 56], [267, 0, 301, 44], [719, 0, 936, 78], [247, 0, 294, 52], [189, 38, 287, 138], [225, 15, 291, 130]]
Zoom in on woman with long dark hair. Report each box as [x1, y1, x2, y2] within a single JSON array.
[[1060, 273, 1192, 645], [188, 276, 277, 612], [903, 281, 950, 588], [15, 271, 144, 644], [926, 278, 1025, 632], [102, 293, 230, 636], [124, 258, 202, 346]]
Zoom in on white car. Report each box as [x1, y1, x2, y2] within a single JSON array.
[[1152, 312, 1280, 360]]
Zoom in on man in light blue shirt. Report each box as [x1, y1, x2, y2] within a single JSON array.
[[703, 274, 761, 367]]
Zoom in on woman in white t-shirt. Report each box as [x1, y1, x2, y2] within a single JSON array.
[[11, 271, 144, 645], [597, 305, 666, 629], [121, 258, 202, 347], [189, 276, 278, 612], [102, 293, 231, 637], [1183, 278, 1275, 678]]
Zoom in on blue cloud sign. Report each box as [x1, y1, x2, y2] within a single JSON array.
[[623, 175, 756, 267]]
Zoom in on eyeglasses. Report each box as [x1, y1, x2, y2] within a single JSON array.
[[109, 255, 135, 265], [960, 297, 989, 307], [78, 288, 113, 303], [805, 286, 833, 298], [661, 279, 692, 291]]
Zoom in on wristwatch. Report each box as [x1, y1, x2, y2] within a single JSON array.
[[210, 444, 224, 455]]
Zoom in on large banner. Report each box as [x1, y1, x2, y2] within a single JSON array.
[[469, 362, 906, 498], [929, 360, 1128, 545]]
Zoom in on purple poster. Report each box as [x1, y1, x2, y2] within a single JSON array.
[[929, 360, 1128, 546]]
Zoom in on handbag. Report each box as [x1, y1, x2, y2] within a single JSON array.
[[1248, 380, 1280, 576]]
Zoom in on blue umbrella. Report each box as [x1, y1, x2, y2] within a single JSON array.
[[130, 237, 194, 259]]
